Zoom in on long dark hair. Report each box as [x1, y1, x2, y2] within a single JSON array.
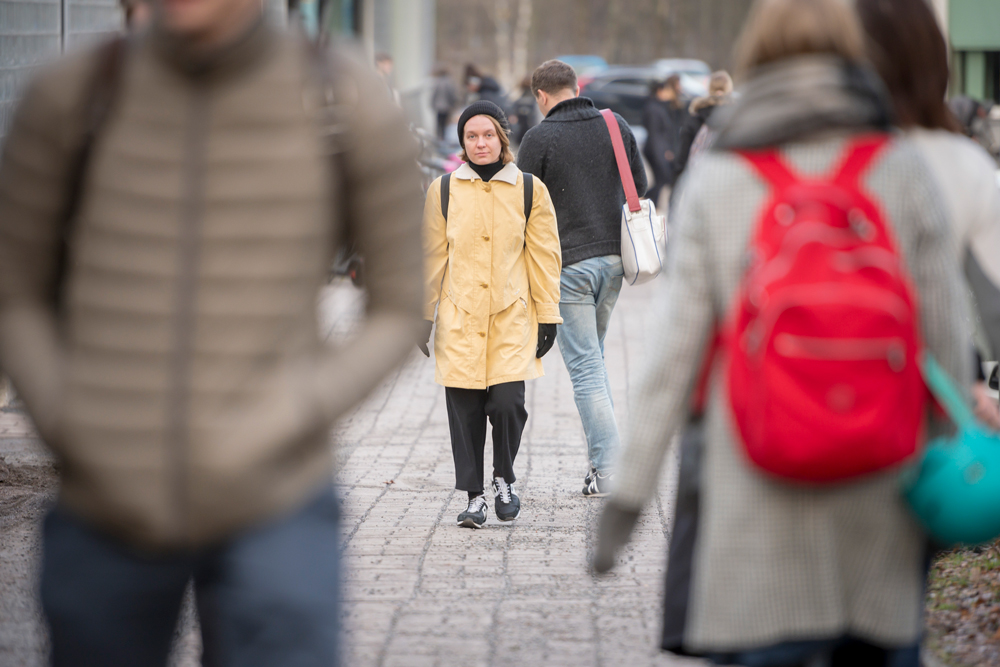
[[856, 0, 960, 132]]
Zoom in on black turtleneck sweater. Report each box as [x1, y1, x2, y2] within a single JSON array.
[[469, 158, 504, 182], [516, 97, 647, 266]]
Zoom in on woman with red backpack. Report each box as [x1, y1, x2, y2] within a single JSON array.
[[594, 0, 970, 665]]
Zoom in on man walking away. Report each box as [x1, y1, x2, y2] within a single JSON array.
[[0, 0, 425, 663], [517, 59, 647, 496]]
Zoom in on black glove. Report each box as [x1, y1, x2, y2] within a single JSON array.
[[536, 323, 557, 358], [591, 501, 641, 574], [417, 320, 433, 357]]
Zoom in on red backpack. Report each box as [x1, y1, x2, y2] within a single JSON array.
[[726, 134, 927, 482]]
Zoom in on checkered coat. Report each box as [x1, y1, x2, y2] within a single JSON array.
[[613, 133, 970, 650]]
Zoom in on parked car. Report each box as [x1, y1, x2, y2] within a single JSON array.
[[555, 54, 609, 90], [580, 66, 662, 129], [555, 54, 609, 77], [650, 58, 711, 96]]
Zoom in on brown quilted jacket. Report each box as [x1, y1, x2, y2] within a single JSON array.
[[0, 21, 425, 549]]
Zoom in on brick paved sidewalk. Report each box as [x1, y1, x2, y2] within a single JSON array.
[[0, 279, 697, 667], [325, 280, 697, 667]]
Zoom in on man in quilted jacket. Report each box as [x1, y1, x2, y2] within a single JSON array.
[[0, 0, 424, 662]]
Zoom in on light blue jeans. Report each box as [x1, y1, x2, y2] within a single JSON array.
[[557, 255, 624, 474]]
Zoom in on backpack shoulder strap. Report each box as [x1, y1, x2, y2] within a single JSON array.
[[830, 133, 891, 189], [55, 36, 127, 306], [523, 172, 532, 222], [440, 173, 451, 220], [738, 148, 799, 191], [63, 37, 127, 223]]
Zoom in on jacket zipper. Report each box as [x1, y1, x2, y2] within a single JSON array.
[[165, 87, 210, 544]]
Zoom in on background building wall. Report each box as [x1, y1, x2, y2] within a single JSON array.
[[949, 0, 1000, 102], [0, 0, 121, 145]]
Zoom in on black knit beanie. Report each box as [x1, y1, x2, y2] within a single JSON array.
[[457, 100, 510, 147]]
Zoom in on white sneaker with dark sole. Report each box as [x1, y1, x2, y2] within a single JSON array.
[[492, 477, 520, 521], [457, 494, 488, 528], [583, 471, 613, 497]]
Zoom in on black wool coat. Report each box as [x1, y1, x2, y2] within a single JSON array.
[[516, 97, 647, 267]]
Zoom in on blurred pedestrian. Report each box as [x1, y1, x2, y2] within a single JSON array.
[[510, 74, 541, 145], [674, 70, 733, 178], [642, 74, 687, 209], [517, 59, 647, 497], [0, 0, 425, 663], [464, 63, 508, 112], [376, 51, 401, 105], [857, 0, 1000, 431], [431, 64, 459, 141], [420, 101, 562, 528], [594, 1, 970, 666]]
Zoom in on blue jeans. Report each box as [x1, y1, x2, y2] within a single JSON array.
[[558, 255, 625, 474], [41, 487, 341, 667]]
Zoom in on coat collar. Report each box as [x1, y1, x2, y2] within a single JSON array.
[[544, 96, 600, 122], [453, 161, 520, 185], [712, 55, 892, 150]]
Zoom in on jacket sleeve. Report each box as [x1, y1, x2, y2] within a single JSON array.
[[515, 127, 545, 180], [900, 151, 971, 409], [524, 178, 563, 324], [423, 177, 448, 321], [612, 162, 715, 511], [618, 114, 648, 197], [251, 48, 427, 439], [0, 57, 90, 449]]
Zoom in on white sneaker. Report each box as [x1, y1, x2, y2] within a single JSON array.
[[457, 494, 488, 528], [492, 477, 521, 521]]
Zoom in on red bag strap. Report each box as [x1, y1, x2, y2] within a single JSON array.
[[600, 109, 642, 213], [830, 133, 890, 189], [740, 133, 891, 193], [739, 149, 799, 191]]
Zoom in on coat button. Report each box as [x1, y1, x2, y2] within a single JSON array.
[[484, 184, 492, 193], [481, 283, 488, 289], [483, 236, 490, 241], [479, 332, 486, 337]]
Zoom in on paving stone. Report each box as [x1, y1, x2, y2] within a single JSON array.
[[328, 280, 700, 666]]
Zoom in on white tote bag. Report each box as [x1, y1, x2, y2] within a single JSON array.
[[600, 109, 668, 285]]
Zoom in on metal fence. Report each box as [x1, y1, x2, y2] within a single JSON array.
[[0, 0, 122, 146]]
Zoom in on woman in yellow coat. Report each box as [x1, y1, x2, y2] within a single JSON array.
[[420, 101, 562, 528]]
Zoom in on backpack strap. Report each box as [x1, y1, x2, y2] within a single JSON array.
[[741, 134, 890, 193], [523, 172, 532, 222], [55, 36, 127, 307], [440, 171, 529, 222], [440, 172, 451, 220], [739, 148, 799, 191], [830, 134, 891, 189]]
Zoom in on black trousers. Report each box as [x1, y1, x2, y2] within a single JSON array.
[[445, 382, 527, 494]]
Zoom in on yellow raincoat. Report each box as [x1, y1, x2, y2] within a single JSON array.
[[424, 162, 562, 389]]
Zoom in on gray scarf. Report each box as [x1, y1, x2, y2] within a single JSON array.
[[713, 55, 892, 151]]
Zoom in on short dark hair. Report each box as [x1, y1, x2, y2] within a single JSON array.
[[856, 0, 959, 132], [531, 60, 578, 97]]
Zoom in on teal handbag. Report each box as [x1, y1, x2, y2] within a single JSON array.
[[903, 353, 1000, 546]]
